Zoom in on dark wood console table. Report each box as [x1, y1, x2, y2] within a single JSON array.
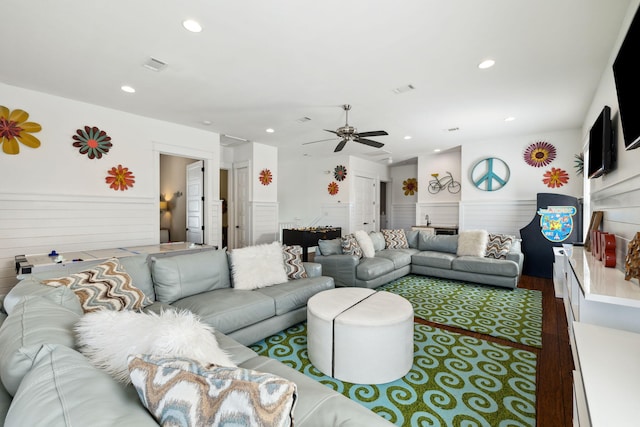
[[282, 227, 342, 261]]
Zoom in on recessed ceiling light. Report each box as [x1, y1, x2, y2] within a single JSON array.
[[182, 19, 202, 33], [202, 120, 212, 125], [120, 85, 135, 93], [504, 116, 516, 122], [478, 59, 495, 69], [404, 135, 412, 140], [434, 148, 441, 153], [266, 128, 275, 133]]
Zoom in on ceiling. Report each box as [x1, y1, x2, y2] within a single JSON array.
[[1, 0, 632, 164]]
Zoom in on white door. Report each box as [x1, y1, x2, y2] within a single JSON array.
[[354, 175, 376, 232], [234, 165, 249, 248], [186, 160, 204, 244]]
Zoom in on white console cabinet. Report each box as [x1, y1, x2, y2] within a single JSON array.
[[564, 247, 640, 426]]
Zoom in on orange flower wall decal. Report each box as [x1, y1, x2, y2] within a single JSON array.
[[328, 182, 339, 195], [105, 164, 135, 191], [259, 168, 273, 185], [403, 178, 418, 195], [0, 105, 42, 155], [543, 167, 569, 188]]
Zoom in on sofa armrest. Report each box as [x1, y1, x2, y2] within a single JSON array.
[[506, 240, 524, 276], [302, 262, 322, 278], [313, 254, 359, 287]]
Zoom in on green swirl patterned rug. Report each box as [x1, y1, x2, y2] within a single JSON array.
[[379, 275, 543, 348], [250, 322, 536, 426]]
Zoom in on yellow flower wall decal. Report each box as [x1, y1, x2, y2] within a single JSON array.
[[0, 106, 42, 155], [403, 178, 418, 196]]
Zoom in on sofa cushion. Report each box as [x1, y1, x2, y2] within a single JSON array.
[[5, 344, 157, 427], [411, 251, 456, 270], [356, 257, 395, 281], [128, 354, 297, 427], [3, 278, 83, 316], [256, 277, 334, 316], [75, 309, 236, 384], [452, 256, 519, 277], [341, 234, 363, 258], [118, 254, 155, 302], [171, 288, 275, 335], [457, 230, 489, 257], [485, 233, 516, 259], [230, 242, 289, 290], [317, 238, 342, 255], [0, 379, 9, 426], [381, 229, 409, 249], [41, 258, 152, 313], [406, 229, 420, 249], [282, 245, 308, 279], [151, 249, 230, 304], [369, 231, 386, 252], [418, 233, 458, 254], [0, 296, 80, 395], [375, 249, 418, 269], [354, 230, 376, 258]]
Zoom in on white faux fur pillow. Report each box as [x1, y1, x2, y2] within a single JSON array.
[[230, 241, 289, 290], [74, 309, 235, 384], [457, 230, 489, 257], [354, 230, 376, 258]]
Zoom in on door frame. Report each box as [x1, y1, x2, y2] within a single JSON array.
[[351, 170, 380, 233]]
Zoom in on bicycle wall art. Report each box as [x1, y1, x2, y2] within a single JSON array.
[[427, 172, 461, 194]]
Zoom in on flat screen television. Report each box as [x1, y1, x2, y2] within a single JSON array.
[[613, 5, 640, 150], [587, 105, 615, 179]]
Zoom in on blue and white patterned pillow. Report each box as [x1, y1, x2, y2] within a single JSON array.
[[42, 258, 151, 313], [128, 354, 297, 427], [341, 234, 363, 258], [282, 245, 307, 279]]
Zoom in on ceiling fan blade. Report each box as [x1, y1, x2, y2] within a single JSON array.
[[355, 137, 385, 148], [302, 137, 338, 145], [324, 129, 339, 135], [356, 130, 388, 138], [334, 139, 348, 152]]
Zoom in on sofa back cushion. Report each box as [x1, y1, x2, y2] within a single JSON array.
[[406, 230, 420, 249], [369, 231, 386, 252], [0, 296, 80, 395], [317, 238, 342, 256], [151, 249, 230, 304], [418, 233, 459, 254], [118, 254, 155, 302], [5, 344, 158, 427]]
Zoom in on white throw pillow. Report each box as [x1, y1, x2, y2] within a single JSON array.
[[230, 241, 289, 290], [457, 230, 489, 257], [354, 230, 376, 258], [75, 309, 235, 384]]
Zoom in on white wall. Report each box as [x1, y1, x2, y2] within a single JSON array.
[[0, 83, 221, 295]]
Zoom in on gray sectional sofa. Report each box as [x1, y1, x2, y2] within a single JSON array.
[[314, 230, 524, 289], [0, 247, 394, 427]]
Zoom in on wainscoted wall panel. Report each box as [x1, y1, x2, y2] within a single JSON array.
[[320, 203, 350, 234], [250, 202, 279, 245], [416, 203, 459, 228], [459, 200, 537, 237], [590, 173, 640, 270], [391, 204, 416, 231], [0, 193, 157, 296]]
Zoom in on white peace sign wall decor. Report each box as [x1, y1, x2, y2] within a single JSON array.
[[471, 157, 510, 191]]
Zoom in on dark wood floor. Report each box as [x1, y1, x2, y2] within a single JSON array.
[[414, 274, 573, 427]]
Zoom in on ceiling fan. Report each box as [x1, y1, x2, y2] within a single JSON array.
[[303, 104, 388, 152]]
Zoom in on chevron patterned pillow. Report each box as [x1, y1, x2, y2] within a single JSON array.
[[282, 245, 307, 279], [42, 258, 151, 313], [341, 234, 363, 258], [382, 229, 409, 249], [128, 354, 297, 427], [485, 233, 515, 259]]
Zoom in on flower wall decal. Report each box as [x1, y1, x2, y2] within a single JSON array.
[[106, 164, 135, 191], [259, 168, 273, 186], [543, 167, 569, 188], [524, 141, 556, 167], [334, 165, 347, 181], [72, 126, 112, 159], [402, 178, 418, 196], [0, 105, 42, 155], [328, 182, 339, 195]]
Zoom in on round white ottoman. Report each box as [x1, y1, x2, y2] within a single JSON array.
[[307, 287, 414, 384]]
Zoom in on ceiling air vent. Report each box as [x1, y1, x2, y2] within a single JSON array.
[[143, 57, 168, 72], [296, 117, 312, 123], [392, 84, 415, 94]]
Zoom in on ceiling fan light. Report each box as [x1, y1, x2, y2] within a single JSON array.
[[182, 19, 202, 33]]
